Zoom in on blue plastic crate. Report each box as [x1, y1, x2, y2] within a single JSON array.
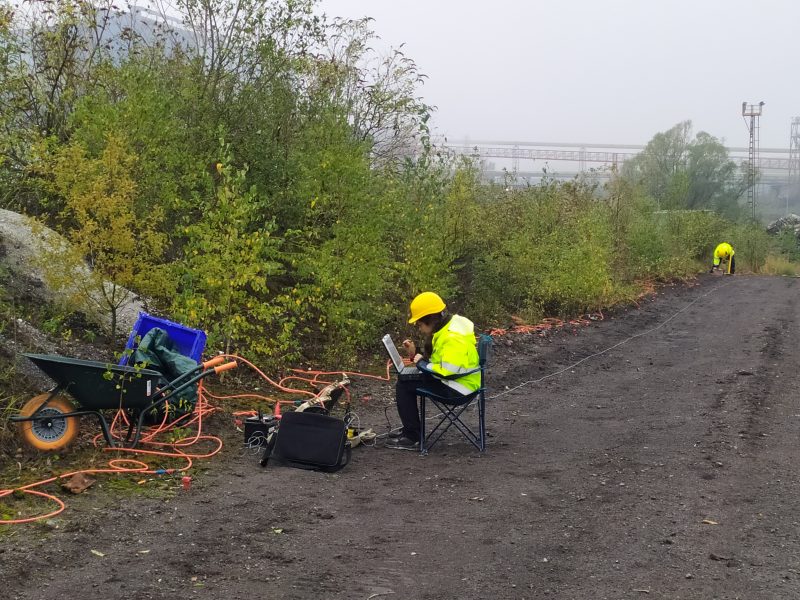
[[118, 312, 207, 366]]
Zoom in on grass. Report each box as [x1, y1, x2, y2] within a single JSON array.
[[0, 490, 49, 536], [761, 255, 799, 277], [0, 439, 184, 530], [0, 392, 24, 455], [102, 473, 179, 499]]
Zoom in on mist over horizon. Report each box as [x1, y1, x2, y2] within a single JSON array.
[[317, 0, 799, 150]]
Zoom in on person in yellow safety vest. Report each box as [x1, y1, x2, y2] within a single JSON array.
[[710, 242, 735, 274], [387, 291, 481, 451]]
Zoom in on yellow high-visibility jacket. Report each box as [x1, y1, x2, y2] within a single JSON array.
[[713, 242, 734, 266], [418, 315, 481, 395]]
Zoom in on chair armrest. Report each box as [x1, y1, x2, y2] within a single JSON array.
[[416, 360, 481, 379]]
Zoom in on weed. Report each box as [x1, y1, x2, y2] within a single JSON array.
[[0, 492, 43, 531], [165, 426, 191, 444], [41, 315, 64, 336], [103, 473, 177, 499], [762, 255, 799, 277], [0, 392, 24, 456]]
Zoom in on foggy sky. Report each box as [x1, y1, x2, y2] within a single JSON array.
[[317, 0, 800, 150]]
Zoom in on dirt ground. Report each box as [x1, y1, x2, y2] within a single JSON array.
[[3, 274, 800, 599]]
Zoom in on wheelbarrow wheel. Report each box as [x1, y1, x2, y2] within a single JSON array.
[[18, 394, 80, 451]]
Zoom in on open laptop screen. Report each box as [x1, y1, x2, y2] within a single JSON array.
[[382, 334, 423, 380], [382, 334, 406, 373]]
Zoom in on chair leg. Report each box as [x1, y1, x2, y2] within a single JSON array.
[[417, 390, 487, 454], [424, 405, 451, 450], [478, 394, 486, 452], [419, 395, 428, 455], [424, 400, 484, 452]]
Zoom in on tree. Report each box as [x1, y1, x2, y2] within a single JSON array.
[[171, 144, 286, 359], [0, 3, 13, 180], [322, 17, 432, 168], [621, 122, 744, 216], [686, 131, 746, 218], [622, 121, 692, 208], [36, 133, 172, 339], [0, 0, 163, 214]]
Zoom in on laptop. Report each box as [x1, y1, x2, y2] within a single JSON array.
[[382, 334, 423, 380]]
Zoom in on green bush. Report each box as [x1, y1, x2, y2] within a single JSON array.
[[762, 255, 799, 276], [0, 0, 771, 370], [729, 223, 771, 273], [464, 181, 615, 323], [774, 230, 800, 261]]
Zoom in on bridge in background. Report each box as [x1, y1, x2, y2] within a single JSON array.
[[442, 139, 794, 177], [483, 170, 792, 185]]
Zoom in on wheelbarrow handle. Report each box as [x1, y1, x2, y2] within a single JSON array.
[[149, 357, 227, 400], [202, 356, 227, 369], [127, 362, 236, 448]]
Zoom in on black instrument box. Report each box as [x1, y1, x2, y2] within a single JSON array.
[[244, 415, 278, 446]]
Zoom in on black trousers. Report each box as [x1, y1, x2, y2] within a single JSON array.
[[395, 376, 461, 441], [711, 256, 736, 274]]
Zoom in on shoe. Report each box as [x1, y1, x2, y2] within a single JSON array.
[[386, 436, 419, 451], [387, 429, 405, 440]]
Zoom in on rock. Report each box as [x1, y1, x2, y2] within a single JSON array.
[[766, 214, 800, 237], [0, 208, 144, 334], [61, 473, 97, 494]]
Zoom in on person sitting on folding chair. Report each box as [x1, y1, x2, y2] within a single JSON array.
[[387, 291, 480, 451]]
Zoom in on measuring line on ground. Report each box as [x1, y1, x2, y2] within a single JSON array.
[[490, 279, 734, 400]]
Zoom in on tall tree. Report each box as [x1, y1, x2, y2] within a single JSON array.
[[686, 131, 746, 218], [0, 0, 164, 213], [36, 133, 172, 339], [171, 144, 286, 359], [622, 121, 692, 208], [622, 121, 744, 216]]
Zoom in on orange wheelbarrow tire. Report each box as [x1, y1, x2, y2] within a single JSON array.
[[17, 394, 80, 451]]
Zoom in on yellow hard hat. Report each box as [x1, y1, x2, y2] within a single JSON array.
[[408, 292, 446, 324]]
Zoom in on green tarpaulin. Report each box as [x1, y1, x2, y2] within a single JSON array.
[[132, 327, 199, 418]]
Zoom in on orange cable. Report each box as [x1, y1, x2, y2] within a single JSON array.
[[2, 353, 391, 525]]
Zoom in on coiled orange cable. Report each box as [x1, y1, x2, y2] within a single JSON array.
[[0, 354, 392, 525]]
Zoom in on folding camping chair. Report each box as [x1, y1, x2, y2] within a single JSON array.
[[417, 334, 492, 455]]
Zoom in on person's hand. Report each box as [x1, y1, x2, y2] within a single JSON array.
[[402, 339, 416, 358], [413, 353, 423, 364]]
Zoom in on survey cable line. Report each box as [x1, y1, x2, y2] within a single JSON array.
[[489, 280, 733, 400]]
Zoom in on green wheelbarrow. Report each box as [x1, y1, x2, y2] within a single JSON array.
[[13, 354, 236, 452]]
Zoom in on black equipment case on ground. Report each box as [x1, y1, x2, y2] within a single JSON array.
[[259, 411, 351, 472]]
